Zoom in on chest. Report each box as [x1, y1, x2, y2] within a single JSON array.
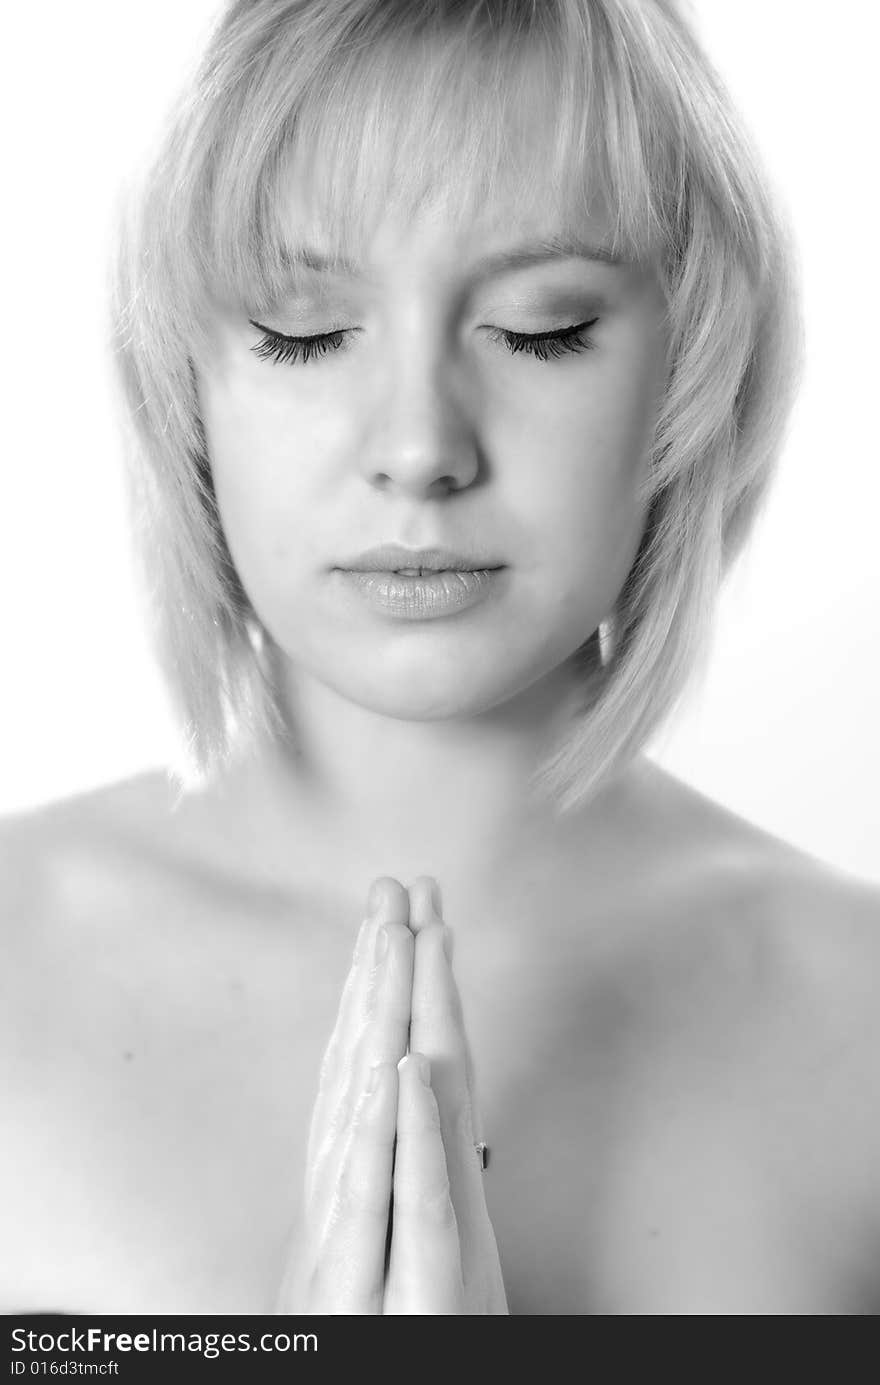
[[5, 889, 873, 1314], [5, 989, 854, 1317]]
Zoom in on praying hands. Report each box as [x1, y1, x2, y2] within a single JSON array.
[[277, 876, 508, 1315]]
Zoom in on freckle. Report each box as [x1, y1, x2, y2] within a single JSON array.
[[123, 1050, 134, 1062], [648, 1227, 660, 1239]]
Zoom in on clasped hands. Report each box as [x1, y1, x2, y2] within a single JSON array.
[[278, 875, 508, 1314]]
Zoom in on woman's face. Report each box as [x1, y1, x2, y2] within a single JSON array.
[[195, 167, 668, 723]]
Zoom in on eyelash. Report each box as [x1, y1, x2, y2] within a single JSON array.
[[248, 318, 599, 366]]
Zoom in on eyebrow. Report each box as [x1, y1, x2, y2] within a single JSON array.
[[279, 232, 624, 283]]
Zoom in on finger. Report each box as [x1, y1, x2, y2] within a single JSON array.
[[409, 879, 481, 1145], [309, 906, 414, 1218], [306, 878, 409, 1187], [385, 1054, 464, 1315], [408, 875, 445, 937], [409, 881, 507, 1316], [409, 890, 491, 1277], [315, 877, 409, 1101], [308, 1061, 399, 1314]]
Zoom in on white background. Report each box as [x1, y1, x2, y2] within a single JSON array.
[[1, 2, 877, 881]]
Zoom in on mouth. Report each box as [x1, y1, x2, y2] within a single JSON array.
[[383, 565, 489, 577], [333, 545, 506, 620], [337, 544, 504, 575]]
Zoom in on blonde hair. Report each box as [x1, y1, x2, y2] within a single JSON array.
[[111, 0, 802, 812]]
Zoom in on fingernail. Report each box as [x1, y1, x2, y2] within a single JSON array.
[[367, 880, 384, 914], [442, 926, 454, 964], [416, 1055, 431, 1086], [374, 925, 389, 964], [430, 879, 443, 916]]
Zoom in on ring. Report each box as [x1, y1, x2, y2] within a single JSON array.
[[474, 1141, 489, 1172]]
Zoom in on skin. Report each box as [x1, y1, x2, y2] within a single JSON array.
[[189, 181, 669, 1311], [3, 132, 880, 1316], [280, 876, 506, 1314], [3, 763, 880, 1313], [192, 179, 670, 905], [198, 198, 666, 730]]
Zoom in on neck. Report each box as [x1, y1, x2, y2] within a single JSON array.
[[205, 651, 622, 906]]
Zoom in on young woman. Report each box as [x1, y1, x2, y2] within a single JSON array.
[[4, 0, 879, 1315]]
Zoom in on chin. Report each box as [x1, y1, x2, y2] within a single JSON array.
[[324, 645, 567, 723], [339, 675, 512, 722]]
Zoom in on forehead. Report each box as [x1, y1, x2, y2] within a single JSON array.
[[206, 25, 659, 313], [275, 38, 612, 259], [277, 151, 618, 284]]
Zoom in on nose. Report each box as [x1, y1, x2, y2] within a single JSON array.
[[358, 341, 481, 498]]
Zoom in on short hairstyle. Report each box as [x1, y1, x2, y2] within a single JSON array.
[[111, 0, 802, 812]]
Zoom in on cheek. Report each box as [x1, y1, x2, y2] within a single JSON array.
[[502, 345, 661, 613], [196, 364, 342, 593]]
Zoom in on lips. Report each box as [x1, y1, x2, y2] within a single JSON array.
[[338, 566, 502, 619], [338, 544, 503, 574]]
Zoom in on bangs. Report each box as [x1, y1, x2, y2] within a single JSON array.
[[171, 0, 687, 324]]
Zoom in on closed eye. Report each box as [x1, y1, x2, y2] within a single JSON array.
[[248, 317, 600, 366], [486, 318, 599, 361], [248, 321, 352, 365]]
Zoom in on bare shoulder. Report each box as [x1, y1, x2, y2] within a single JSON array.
[[595, 760, 880, 1308], [0, 768, 231, 892], [0, 770, 171, 933], [0, 774, 179, 1047], [0, 774, 310, 1313], [0, 767, 282, 936], [635, 757, 880, 1173], [0, 775, 187, 1302], [0, 769, 266, 1067], [628, 756, 880, 1007], [634, 753, 880, 950], [0, 768, 320, 1059]]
